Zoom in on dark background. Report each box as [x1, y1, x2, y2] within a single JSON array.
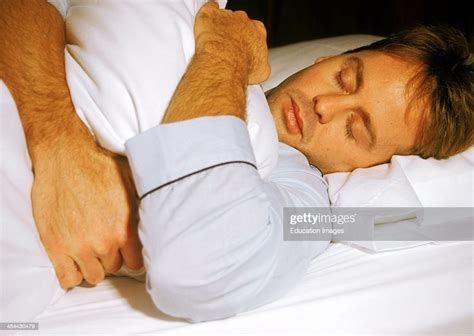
[[226, 0, 473, 49]]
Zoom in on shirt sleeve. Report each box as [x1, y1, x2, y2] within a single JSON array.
[[125, 115, 331, 323]]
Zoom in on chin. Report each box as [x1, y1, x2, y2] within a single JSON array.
[[306, 156, 332, 174]]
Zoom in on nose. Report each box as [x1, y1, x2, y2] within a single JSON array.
[[312, 95, 352, 124]]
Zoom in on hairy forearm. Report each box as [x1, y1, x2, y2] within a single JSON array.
[[161, 48, 248, 124], [0, 0, 98, 162]]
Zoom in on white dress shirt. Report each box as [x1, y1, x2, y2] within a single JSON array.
[[125, 115, 331, 322]]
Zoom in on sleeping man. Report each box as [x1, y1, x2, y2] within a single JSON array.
[[1, 0, 473, 323]]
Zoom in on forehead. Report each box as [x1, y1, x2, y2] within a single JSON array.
[[352, 51, 422, 151]]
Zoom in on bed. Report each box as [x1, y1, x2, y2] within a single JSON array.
[[35, 241, 472, 334], [1, 1, 472, 333], [30, 35, 473, 334]]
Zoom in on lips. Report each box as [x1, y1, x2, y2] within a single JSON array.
[[292, 98, 303, 132], [284, 97, 303, 135]]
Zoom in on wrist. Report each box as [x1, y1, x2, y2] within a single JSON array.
[[194, 39, 250, 85], [28, 115, 103, 165], [161, 37, 249, 124], [31, 135, 111, 177]]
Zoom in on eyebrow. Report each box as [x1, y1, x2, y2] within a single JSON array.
[[345, 56, 377, 149]]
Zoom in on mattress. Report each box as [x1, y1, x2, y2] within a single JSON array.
[[36, 241, 473, 334]]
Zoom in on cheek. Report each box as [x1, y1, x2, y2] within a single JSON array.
[[310, 123, 343, 146], [279, 66, 324, 95], [309, 125, 369, 171], [297, 77, 323, 97], [305, 126, 343, 161]]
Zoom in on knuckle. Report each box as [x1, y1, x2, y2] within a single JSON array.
[[254, 20, 265, 28], [70, 274, 83, 288], [57, 270, 82, 288], [107, 262, 122, 274], [86, 273, 104, 285], [198, 9, 209, 18], [93, 241, 114, 257], [57, 272, 69, 286], [84, 266, 105, 285], [200, 4, 217, 15], [73, 244, 90, 260], [264, 66, 272, 79], [266, 62, 272, 73], [115, 228, 130, 247], [235, 10, 248, 17]]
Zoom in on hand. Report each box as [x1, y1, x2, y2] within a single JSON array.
[[31, 143, 143, 288], [193, 1, 271, 85]]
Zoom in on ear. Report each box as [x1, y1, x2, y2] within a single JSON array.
[[314, 55, 333, 64]]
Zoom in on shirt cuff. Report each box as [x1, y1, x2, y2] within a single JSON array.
[[125, 115, 257, 198]]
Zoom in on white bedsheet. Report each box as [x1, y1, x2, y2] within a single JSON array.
[[36, 241, 473, 334]]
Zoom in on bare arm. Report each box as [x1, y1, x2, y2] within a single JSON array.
[[0, 0, 94, 159], [0, 0, 143, 288], [161, 2, 269, 123], [161, 50, 247, 123]]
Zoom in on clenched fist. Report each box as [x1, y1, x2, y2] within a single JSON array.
[[32, 143, 143, 288], [194, 1, 271, 85]]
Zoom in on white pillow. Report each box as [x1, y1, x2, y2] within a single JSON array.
[[52, 0, 278, 179], [0, 81, 65, 321], [394, 151, 474, 208]]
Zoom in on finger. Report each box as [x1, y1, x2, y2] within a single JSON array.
[[50, 254, 83, 289], [202, 0, 219, 10], [99, 250, 123, 274], [205, 0, 219, 8], [263, 62, 272, 81], [253, 20, 267, 36], [235, 10, 249, 19], [120, 234, 144, 271], [75, 256, 106, 285]]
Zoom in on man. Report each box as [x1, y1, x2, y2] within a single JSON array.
[[1, 0, 472, 322]]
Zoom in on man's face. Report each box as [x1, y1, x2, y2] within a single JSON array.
[[266, 50, 423, 174]]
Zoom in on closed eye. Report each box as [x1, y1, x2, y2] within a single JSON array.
[[345, 114, 355, 140], [333, 70, 347, 92]]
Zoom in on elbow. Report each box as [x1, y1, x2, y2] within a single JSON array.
[[140, 195, 275, 322], [145, 252, 245, 323]]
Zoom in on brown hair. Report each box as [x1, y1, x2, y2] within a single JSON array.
[[348, 25, 473, 159]]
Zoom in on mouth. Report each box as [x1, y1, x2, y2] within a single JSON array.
[[284, 97, 303, 135]]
